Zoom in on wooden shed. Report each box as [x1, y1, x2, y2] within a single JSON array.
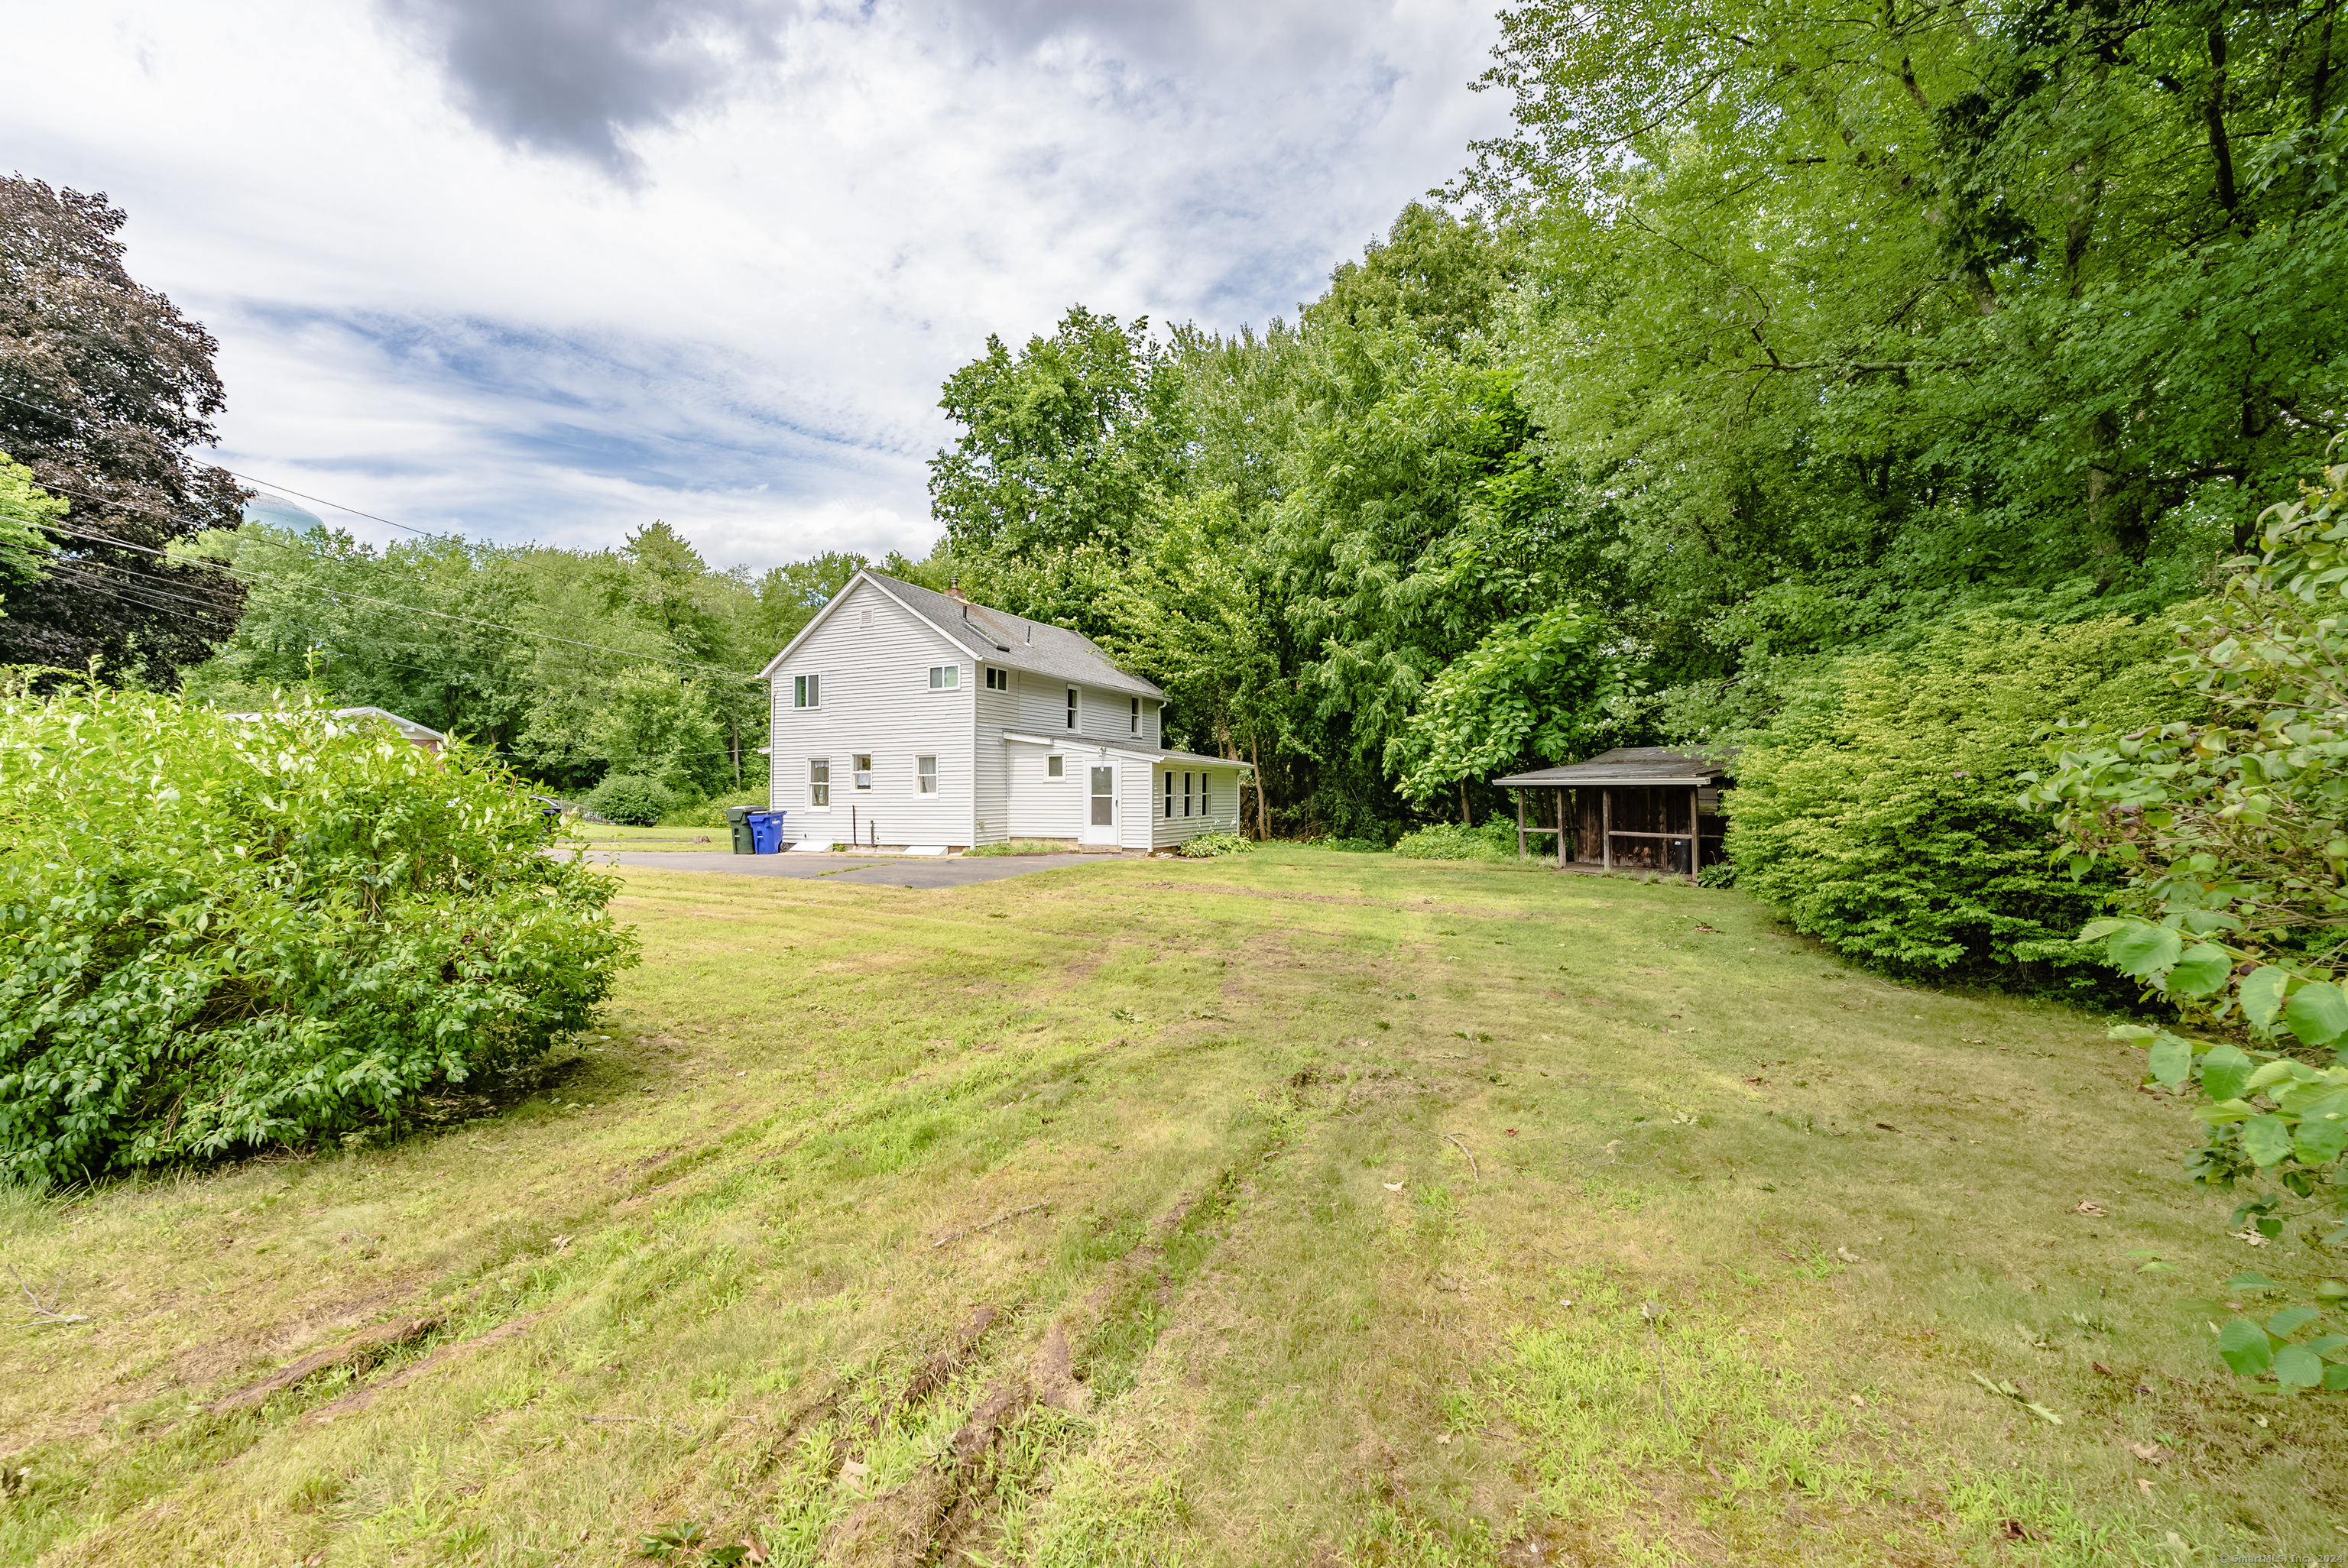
[[1491, 747, 1733, 880]]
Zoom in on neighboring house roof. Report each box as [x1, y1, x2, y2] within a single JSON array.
[[1000, 730, 1252, 773], [757, 569, 1165, 699], [1492, 747, 1733, 788], [222, 705, 448, 745]]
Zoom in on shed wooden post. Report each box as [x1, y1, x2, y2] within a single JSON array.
[[1600, 789, 1613, 870], [1557, 788, 1568, 868], [1690, 783, 1701, 883], [1516, 788, 1526, 862]]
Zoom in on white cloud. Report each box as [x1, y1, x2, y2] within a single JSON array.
[[2, 0, 1507, 569]]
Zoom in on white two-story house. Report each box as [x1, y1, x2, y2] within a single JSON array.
[[759, 570, 1252, 852]]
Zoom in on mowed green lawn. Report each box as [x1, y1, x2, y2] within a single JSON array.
[[3, 849, 2338, 1566]]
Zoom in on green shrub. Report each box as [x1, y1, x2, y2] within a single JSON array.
[[1727, 613, 2193, 986], [1176, 832, 1253, 859], [0, 684, 638, 1186], [2035, 459, 2348, 1390], [1308, 835, 1390, 853], [965, 838, 1077, 857], [586, 773, 672, 826], [668, 787, 766, 828], [1392, 815, 1519, 862]]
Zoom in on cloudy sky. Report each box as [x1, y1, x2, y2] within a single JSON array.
[[2, 0, 1509, 570]]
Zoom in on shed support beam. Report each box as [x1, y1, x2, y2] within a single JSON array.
[[1601, 789, 1612, 870]]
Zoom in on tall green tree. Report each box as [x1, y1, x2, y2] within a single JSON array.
[[1461, 0, 2347, 679], [929, 306, 1189, 568]]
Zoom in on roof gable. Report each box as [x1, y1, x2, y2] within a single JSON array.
[[759, 570, 1163, 698]]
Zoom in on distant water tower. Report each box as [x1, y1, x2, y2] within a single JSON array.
[[238, 493, 328, 532]]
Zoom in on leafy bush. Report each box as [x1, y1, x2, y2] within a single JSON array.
[[2035, 458, 2348, 1388], [1176, 832, 1253, 859], [668, 787, 766, 829], [0, 684, 638, 1185], [1726, 614, 2191, 985], [1392, 815, 1519, 862], [1309, 835, 1390, 853], [586, 773, 673, 826]]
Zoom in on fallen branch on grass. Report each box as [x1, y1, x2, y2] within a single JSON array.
[[929, 1203, 1049, 1250], [9, 1265, 89, 1327], [1444, 1134, 1478, 1181]]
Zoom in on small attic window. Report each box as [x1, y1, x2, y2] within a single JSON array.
[[859, 607, 873, 629]]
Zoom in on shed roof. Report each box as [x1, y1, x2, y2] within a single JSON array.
[[1492, 746, 1733, 788], [759, 569, 1164, 700]]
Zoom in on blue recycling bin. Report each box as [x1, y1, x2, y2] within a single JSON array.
[[747, 809, 784, 854]]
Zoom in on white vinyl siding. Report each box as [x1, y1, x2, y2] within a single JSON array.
[[1150, 764, 1238, 849], [767, 578, 975, 847]]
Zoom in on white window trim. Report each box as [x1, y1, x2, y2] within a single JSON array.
[[853, 753, 873, 790], [809, 756, 832, 808], [916, 754, 939, 795]]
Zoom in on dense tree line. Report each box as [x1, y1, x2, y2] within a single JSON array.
[[4, 0, 2340, 863]]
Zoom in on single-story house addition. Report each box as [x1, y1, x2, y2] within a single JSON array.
[[759, 570, 1252, 852], [223, 705, 447, 756]]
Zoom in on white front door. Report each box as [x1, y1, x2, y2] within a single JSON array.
[[1081, 763, 1117, 845]]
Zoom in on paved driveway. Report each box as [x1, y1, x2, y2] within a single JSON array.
[[582, 850, 1125, 888]]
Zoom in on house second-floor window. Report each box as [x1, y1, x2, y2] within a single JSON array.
[[985, 666, 1009, 690], [809, 758, 830, 806], [1065, 688, 1078, 729], [917, 755, 938, 794], [853, 754, 872, 789], [929, 665, 959, 689], [1130, 695, 1140, 734], [1046, 754, 1063, 778], [794, 674, 819, 708]]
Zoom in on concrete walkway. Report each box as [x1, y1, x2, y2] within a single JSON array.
[[582, 849, 1127, 889]]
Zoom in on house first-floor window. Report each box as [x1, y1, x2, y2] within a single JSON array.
[[929, 665, 958, 688], [1199, 771, 1211, 816], [853, 753, 872, 789], [809, 758, 830, 806], [1183, 771, 1193, 816], [1163, 769, 1173, 818], [794, 673, 819, 708], [1046, 754, 1063, 779], [917, 755, 938, 794]]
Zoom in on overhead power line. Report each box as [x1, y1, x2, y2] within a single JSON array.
[[0, 384, 431, 536]]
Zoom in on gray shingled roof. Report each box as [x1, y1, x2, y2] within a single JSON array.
[[860, 572, 1164, 698], [1493, 747, 1735, 787]]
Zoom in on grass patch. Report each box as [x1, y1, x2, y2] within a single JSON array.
[[2, 848, 2340, 1565]]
